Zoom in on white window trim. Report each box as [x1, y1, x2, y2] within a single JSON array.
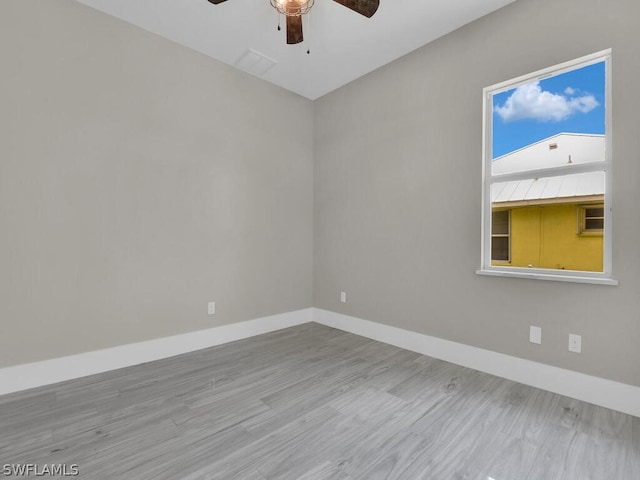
[[477, 49, 617, 286]]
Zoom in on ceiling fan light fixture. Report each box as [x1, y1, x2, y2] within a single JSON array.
[[270, 0, 314, 17], [207, 0, 379, 46]]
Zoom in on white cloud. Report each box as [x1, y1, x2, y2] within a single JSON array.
[[495, 82, 599, 123], [564, 86, 576, 95]]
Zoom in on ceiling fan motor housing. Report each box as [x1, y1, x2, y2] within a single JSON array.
[[270, 0, 314, 17]]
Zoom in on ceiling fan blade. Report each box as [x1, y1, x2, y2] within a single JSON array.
[[207, 0, 227, 4], [286, 15, 304, 45], [332, 0, 379, 18]]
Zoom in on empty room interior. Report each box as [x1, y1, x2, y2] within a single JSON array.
[[1, 0, 639, 478]]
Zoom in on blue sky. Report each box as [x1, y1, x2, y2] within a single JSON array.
[[492, 61, 605, 158]]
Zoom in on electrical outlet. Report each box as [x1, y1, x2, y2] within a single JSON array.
[[340, 291, 347, 303], [568, 334, 582, 353], [208, 301, 216, 315], [529, 326, 542, 344]]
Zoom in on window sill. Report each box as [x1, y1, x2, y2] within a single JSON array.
[[475, 269, 618, 286]]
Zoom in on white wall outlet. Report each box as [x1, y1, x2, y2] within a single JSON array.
[[568, 333, 582, 353], [529, 326, 542, 344], [207, 301, 216, 315], [340, 291, 347, 303]]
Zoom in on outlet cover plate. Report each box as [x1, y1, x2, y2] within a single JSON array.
[[569, 333, 582, 353], [529, 326, 542, 344]]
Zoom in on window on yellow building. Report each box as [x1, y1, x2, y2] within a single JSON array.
[[580, 205, 605, 234], [491, 210, 510, 262], [478, 50, 616, 285]]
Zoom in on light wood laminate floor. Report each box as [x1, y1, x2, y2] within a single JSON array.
[[1, 323, 638, 479]]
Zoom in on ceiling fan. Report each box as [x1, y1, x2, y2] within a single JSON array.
[[206, 0, 380, 45]]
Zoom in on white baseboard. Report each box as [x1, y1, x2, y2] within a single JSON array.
[[0, 308, 313, 396], [313, 308, 640, 418], [3, 306, 638, 418]]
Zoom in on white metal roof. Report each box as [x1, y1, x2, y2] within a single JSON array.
[[491, 133, 605, 205]]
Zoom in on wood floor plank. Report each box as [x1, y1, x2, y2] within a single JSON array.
[[208, 406, 343, 480], [0, 323, 637, 479], [297, 461, 354, 480], [627, 416, 640, 478], [355, 431, 434, 480]]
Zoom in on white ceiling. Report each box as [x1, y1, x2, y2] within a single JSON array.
[[75, 0, 517, 100]]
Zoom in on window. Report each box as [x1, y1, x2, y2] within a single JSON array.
[[478, 50, 616, 285], [580, 205, 605, 234], [491, 210, 510, 262]]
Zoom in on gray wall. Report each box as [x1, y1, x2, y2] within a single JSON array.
[[2, 0, 638, 389], [314, 0, 640, 387], [0, 0, 314, 367]]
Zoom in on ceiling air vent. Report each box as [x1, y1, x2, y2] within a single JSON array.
[[234, 49, 277, 77]]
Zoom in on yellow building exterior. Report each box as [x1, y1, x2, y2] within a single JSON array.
[[490, 133, 606, 273], [492, 199, 604, 272]]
